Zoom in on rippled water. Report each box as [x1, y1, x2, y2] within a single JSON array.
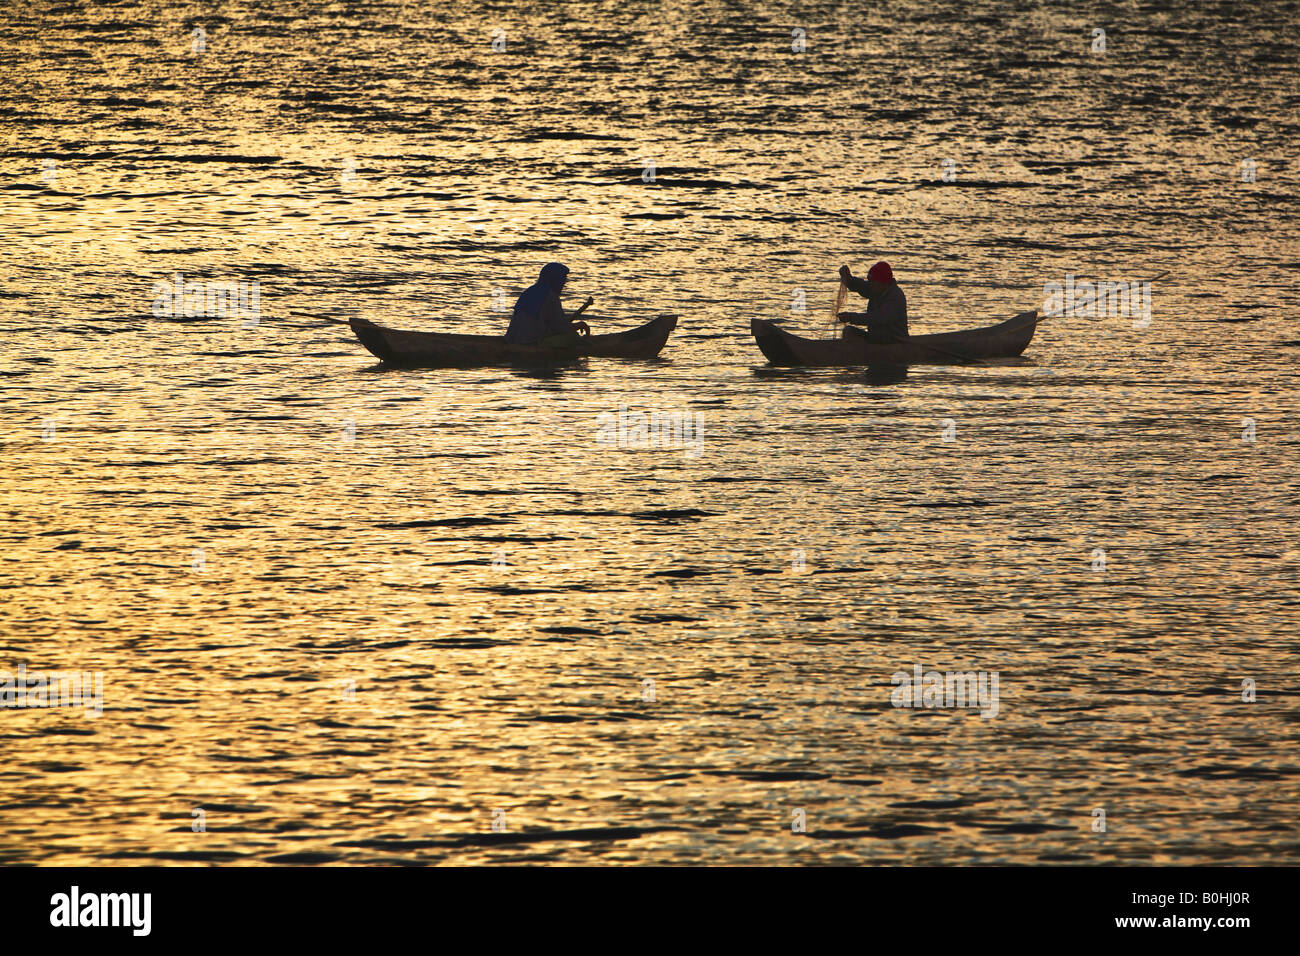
[[2, 0, 1298, 865]]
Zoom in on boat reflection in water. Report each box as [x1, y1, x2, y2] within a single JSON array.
[[511, 363, 577, 382], [863, 363, 909, 386]]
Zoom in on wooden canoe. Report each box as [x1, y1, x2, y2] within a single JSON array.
[[750, 310, 1039, 367], [350, 314, 677, 367]]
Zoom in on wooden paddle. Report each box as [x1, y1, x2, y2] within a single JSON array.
[[1000, 269, 1171, 338], [570, 297, 593, 334], [908, 340, 994, 366]]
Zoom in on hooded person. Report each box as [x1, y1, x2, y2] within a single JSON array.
[[836, 261, 908, 344], [504, 262, 592, 346]]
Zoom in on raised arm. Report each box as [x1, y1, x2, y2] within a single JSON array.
[[841, 271, 872, 298], [548, 295, 592, 336], [567, 297, 593, 321]]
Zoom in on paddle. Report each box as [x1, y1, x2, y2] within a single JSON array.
[[999, 269, 1171, 338], [570, 297, 593, 335], [908, 340, 994, 366]]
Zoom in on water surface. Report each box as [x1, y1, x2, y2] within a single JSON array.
[[1, 0, 1298, 864]]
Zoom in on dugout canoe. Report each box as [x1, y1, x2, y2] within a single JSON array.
[[350, 314, 678, 367], [750, 310, 1039, 367]]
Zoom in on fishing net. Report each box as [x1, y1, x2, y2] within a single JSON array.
[[826, 278, 848, 339]]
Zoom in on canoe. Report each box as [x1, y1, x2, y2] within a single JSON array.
[[350, 314, 677, 367], [750, 310, 1039, 366]]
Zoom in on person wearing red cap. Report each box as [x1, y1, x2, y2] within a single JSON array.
[[837, 261, 909, 343]]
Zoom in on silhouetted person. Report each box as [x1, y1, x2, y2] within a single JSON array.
[[505, 262, 592, 346], [837, 261, 908, 343]]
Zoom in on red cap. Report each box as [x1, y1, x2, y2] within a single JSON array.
[[867, 261, 893, 283]]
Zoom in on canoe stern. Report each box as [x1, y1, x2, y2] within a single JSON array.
[[349, 318, 399, 363]]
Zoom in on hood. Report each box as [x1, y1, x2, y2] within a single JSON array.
[[538, 262, 569, 291]]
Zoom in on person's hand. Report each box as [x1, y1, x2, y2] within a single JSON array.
[[574, 320, 591, 336], [837, 311, 854, 322], [839, 265, 852, 281], [583, 296, 594, 309]]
